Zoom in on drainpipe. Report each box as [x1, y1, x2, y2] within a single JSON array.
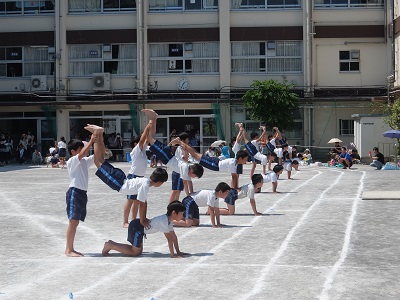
[[137, 0, 145, 94], [304, 0, 313, 97], [390, 0, 395, 80]]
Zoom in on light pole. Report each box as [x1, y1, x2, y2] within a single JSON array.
[[387, 74, 394, 105]]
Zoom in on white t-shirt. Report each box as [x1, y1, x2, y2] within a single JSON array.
[[191, 190, 219, 207], [128, 144, 147, 177], [145, 214, 173, 234], [58, 140, 66, 149], [218, 158, 238, 174], [232, 142, 241, 155], [251, 139, 260, 149], [237, 183, 256, 200], [175, 146, 185, 161], [167, 157, 191, 181], [253, 152, 268, 166], [67, 154, 95, 191], [274, 148, 284, 158], [120, 177, 151, 202], [262, 172, 278, 183], [283, 160, 292, 171]]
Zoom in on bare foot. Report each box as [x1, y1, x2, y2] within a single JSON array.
[[169, 137, 181, 146], [255, 212, 262, 216], [123, 222, 129, 228], [102, 240, 113, 256], [259, 126, 266, 131], [84, 124, 104, 134], [65, 250, 84, 257], [235, 122, 243, 128], [141, 109, 158, 120]]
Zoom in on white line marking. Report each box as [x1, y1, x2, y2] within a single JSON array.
[[240, 171, 345, 300], [319, 171, 365, 300]]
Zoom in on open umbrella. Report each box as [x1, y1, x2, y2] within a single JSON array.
[[383, 130, 400, 169], [210, 140, 227, 147], [327, 138, 343, 144]]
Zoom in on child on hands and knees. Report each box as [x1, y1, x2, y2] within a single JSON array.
[[102, 201, 190, 258], [220, 174, 264, 216], [65, 134, 96, 257], [172, 182, 231, 228], [85, 124, 168, 230]]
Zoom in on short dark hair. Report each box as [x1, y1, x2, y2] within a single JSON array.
[[281, 143, 288, 149], [235, 150, 249, 160], [179, 132, 190, 141], [251, 174, 263, 185], [269, 152, 277, 158], [373, 147, 379, 151], [250, 132, 258, 140], [67, 139, 84, 155], [215, 182, 231, 193], [292, 160, 299, 165], [273, 164, 284, 173], [167, 200, 185, 216], [150, 168, 168, 183], [341, 146, 347, 151], [190, 163, 204, 178]]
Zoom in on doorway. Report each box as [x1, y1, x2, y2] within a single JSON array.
[[169, 117, 200, 151]]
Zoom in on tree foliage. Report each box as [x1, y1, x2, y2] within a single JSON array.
[[242, 80, 299, 131], [385, 98, 400, 130]]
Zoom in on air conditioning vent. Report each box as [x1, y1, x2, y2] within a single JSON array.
[[30, 75, 47, 92], [92, 72, 111, 91]]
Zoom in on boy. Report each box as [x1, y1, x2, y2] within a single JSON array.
[[102, 201, 189, 258], [65, 134, 96, 257], [262, 165, 284, 193], [220, 174, 264, 216], [177, 135, 249, 190], [169, 132, 193, 202], [85, 124, 168, 230], [123, 109, 157, 228], [173, 182, 231, 228]]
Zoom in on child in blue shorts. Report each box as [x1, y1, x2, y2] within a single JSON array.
[[65, 134, 96, 257], [220, 174, 264, 216], [102, 201, 189, 258], [172, 182, 231, 228], [85, 124, 168, 230]]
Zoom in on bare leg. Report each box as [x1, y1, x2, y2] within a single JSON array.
[[102, 240, 142, 257], [169, 190, 181, 203], [123, 199, 133, 228], [131, 200, 140, 220], [65, 219, 83, 257], [180, 141, 203, 161], [141, 108, 158, 137], [85, 124, 105, 168]]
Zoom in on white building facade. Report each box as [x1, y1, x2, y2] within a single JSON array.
[[0, 0, 398, 156]]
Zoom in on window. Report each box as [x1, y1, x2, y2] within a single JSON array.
[[149, 0, 218, 11], [68, 0, 136, 13], [314, 0, 383, 8], [231, 0, 301, 10], [0, 46, 54, 77], [69, 44, 137, 76], [339, 50, 360, 72], [0, 0, 54, 15], [231, 41, 302, 73], [149, 42, 219, 74], [340, 119, 354, 135]]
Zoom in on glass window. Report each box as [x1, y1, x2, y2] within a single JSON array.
[[314, 0, 383, 8], [339, 50, 360, 72], [231, 0, 300, 10], [340, 119, 354, 135], [150, 42, 219, 75], [232, 41, 302, 73], [69, 44, 137, 76], [0, 0, 54, 15]]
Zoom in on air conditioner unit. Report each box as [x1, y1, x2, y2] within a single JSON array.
[[92, 72, 111, 91], [30, 75, 47, 92]]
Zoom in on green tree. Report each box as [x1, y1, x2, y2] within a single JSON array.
[[385, 98, 400, 130], [242, 80, 299, 130]]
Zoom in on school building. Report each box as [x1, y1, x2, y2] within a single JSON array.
[[0, 0, 398, 155]]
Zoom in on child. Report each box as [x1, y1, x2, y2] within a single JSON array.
[[85, 124, 168, 230], [283, 152, 298, 180], [262, 165, 284, 193], [173, 182, 231, 228], [220, 174, 264, 216], [178, 133, 248, 190], [102, 201, 189, 258], [123, 109, 157, 228], [65, 135, 95, 257]]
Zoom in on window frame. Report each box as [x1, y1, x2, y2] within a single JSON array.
[[339, 50, 360, 73], [314, 0, 383, 9], [0, 0, 55, 16], [339, 119, 354, 136], [68, 0, 136, 14], [231, 0, 301, 10]]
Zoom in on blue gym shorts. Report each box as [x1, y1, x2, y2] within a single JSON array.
[[236, 164, 243, 175], [126, 173, 143, 200], [182, 196, 199, 220], [95, 161, 126, 191], [224, 188, 238, 205], [172, 171, 184, 191], [127, 219, 145, 248], [150, 140, 173, 165], [199, 155, 220, 171], [66, 187, 88, 221]]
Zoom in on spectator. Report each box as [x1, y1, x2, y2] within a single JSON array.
[[337, 146, 352, 169], [32, 149, 43, 165], [17, 144, 26, 164], [369, 147, 385, 170], [0, 133, 7, 167], [58, 137, 67, 169]]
